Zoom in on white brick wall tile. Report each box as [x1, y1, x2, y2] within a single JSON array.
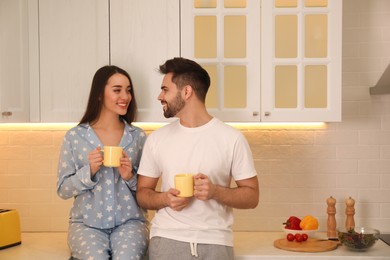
[[0, 189, 8, 203], [0, 131, 8, 144], [291, 174, 337, 188], [342, 72, 360, 86], [381, 174, 390, 188], [337, 145, 380, 159], [0, 175, 30, 189], [342, 42, 359, 57], [336, 174, 381, 188], [360, 43, 390, 58], [259, 174, 292, 188], [289, 146, 337, 159], [360, 131, 390, 145], [342, 86, 371, 101], [270, 131, 314, 145], [359, 71, 384, 87], [359, 159, 390, 173], [383, 101, 390, 116], [338, 117, 381, 130], [358, 189, 390, 203], [7, 160, 52, 175], [358, 28, 383, 43], [360, 13, 390, 27], [381, 146, 390, 159], [266, 159, 315, 174], [315, 131, 358, 145], [342, 102, 361, 117], [308, 159, 358, 174], [381, 203, 390, 217], [9, 131, 53, 145], [354, 203, 381, 218], [342, 14, 360, 28], [358, 101, 384, 116]]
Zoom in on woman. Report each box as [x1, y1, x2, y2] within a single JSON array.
[[57, 65, 148, 260]]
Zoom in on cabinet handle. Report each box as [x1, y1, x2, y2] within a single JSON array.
[[2, 111, 12, 117], [253, 111, 259, 116], [264, 112, 271, 116]]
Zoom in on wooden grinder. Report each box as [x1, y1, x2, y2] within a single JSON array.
[[326, 196, 337, 239], [345, 196, 355, 230]]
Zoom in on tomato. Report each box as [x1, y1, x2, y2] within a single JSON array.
[[302, 233, 308, 241], [286, 233, 295, 241], [295, 233, 303, 242]]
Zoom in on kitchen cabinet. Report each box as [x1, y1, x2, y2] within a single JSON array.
[[109, 0, 180, 122], [261, 0, 342, 122], [38, 0, 109, 122], [0, 0, 342, 123], [180, 0, 261, 122], [1, 0, 177, 123], [0, 0, 31, 122], [180, 0, 342, 122]]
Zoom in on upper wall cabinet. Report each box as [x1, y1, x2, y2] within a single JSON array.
[[0, 0, 341, 123], [181, 0, 342, 122], [37, 0, 110, 122], [0, 0, 30, 122], [110, 0, 180, 122], [261, 0, 342, 122], [181, 0, 261, 122]]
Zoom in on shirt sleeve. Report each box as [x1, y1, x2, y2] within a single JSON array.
[[231, 133, 258, 181], [57, 132, 99, 200], [137, 134, 161, 178]]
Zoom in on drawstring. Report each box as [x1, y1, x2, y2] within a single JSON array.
[[190, 242, 198, 257]]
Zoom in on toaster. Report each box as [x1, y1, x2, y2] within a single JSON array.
[[0, 209, 21, 250]]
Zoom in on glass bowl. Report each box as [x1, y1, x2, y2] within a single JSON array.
[[338, 227, 380, 251]]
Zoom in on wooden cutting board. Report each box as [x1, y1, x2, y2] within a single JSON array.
[[274, 238, 339, 252]]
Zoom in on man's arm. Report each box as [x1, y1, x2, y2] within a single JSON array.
[[137, 175, 192, 211], [194, 174, 259, 209]]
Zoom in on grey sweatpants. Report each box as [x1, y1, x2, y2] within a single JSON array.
[[148, 236, 234, 260]]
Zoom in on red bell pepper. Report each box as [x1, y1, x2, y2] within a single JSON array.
[[283, 216, 302, 230]]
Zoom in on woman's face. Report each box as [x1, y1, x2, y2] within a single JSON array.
[[102, 73, 131, 116]]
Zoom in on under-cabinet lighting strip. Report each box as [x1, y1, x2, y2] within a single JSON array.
[[0, 122, 326, 131]]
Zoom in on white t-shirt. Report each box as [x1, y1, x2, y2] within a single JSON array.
[[138, 117, 257, 246]]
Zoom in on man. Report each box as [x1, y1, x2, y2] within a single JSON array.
[[137, 57, 259, 260]]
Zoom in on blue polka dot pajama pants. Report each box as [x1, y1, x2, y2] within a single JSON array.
[[68, 220, 148, 260]]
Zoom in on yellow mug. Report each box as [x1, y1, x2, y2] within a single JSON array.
[[103, 146, 123, 167], [174, 174, 194, 197]]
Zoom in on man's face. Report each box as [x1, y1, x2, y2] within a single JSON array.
[[158, 73, 185, 118]]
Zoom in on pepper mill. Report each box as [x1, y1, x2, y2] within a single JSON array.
[[345, 196, 355, 230], [326, 196, 337, 238]]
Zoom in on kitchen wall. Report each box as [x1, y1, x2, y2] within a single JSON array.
[[1, 0, 390, 233]]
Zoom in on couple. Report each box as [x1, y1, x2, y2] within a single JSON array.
[[57, 57, 259, 260]]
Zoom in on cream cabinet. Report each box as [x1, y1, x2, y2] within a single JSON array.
[[180, 0, 342, 122], [1, 0, 341, 123], [109, 0, 180, 122], [261, 0, 342, 122], [37, 0, 110, 122], [0, 0, 31, 122], [181, 0, 261, 122]]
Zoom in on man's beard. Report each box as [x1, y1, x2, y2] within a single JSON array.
[[163, 92, 185, 118]]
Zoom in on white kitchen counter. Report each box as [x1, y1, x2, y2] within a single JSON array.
[[234, 232, 390, 260], [0, 232, 389, 260]]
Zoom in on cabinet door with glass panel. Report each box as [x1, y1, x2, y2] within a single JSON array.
[[261, 0, 342, 122], [181, 0, 261, 122]]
